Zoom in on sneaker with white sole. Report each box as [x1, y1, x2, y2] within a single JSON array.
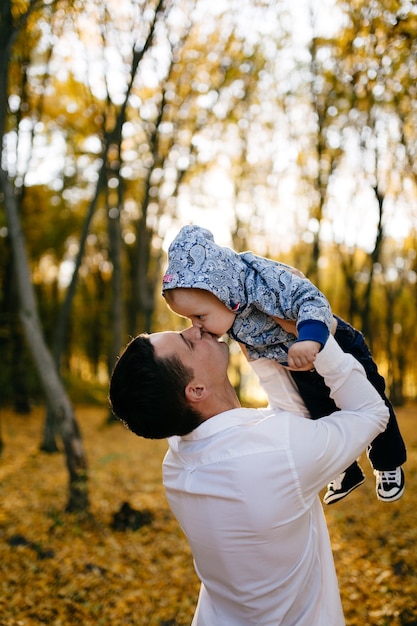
[[374, 467, 405, 502], [323, 463, 366, 505]]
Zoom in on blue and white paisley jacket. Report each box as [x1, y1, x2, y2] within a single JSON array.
[[162, 225, 333, 363]]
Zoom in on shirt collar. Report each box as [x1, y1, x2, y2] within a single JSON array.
[[170, 408, 253, 442]]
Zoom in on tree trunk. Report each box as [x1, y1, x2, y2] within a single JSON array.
[[0, 168, 89, 512], [3, 241, 33, 412], [39, 163, 108, 451], [40, 406, 60, 453], [360, 184, 385, 344], [1, 0, 88, 509], [107, 197, 124, 369]]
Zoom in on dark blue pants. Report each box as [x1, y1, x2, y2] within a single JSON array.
[[290, 316, 407, 471]]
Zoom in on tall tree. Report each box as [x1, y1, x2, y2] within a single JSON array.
[[0, 0, 89, 511]]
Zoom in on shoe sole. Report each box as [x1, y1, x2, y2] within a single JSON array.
[[376, 486, 405, 502], [375, 468, 405, 502], [323, 477, 366, 505]]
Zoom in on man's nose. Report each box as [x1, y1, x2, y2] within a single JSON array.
[[183, 326, 202, 339]]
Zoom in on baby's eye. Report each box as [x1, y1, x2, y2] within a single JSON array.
[[196, 315, 205, 320]]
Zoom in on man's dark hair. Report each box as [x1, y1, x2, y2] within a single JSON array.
[[109, 334, 203, 439]]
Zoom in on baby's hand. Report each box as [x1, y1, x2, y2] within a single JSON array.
[[287, 340, 321, 370]]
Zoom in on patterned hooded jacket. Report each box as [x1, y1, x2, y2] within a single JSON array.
[[162, 225, 333, 363]]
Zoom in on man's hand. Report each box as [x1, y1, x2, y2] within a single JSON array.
[[287, 340, 321, 370]]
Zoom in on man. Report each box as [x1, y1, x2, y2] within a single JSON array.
[[109, 327, 389, 626]]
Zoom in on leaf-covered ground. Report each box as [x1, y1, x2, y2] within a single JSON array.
[[0, 404, 416, 625]]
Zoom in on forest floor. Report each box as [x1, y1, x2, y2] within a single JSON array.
[[0, 403, 416, 625]]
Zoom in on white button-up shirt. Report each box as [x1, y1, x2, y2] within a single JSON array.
[[163, 337, 389, 625]]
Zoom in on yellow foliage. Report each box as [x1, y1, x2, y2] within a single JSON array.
[[0, 405, 416, 625]]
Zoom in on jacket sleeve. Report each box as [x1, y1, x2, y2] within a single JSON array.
[[242, 253, 334, 339]]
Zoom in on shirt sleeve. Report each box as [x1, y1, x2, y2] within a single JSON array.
[[249, 358, 311, 417], [288, 336, 390, 504]]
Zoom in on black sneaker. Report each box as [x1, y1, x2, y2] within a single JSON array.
[[374, 467, 405, 502], [323, 463, 366, 505]]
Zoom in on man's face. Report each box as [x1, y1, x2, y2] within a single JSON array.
[[150, 326, 230, 386], [164, 288, 236, 337]]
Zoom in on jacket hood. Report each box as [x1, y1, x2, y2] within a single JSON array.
[[162, 225, 246, 311]]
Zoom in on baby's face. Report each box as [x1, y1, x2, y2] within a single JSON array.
[[165, 288, 236, 337]]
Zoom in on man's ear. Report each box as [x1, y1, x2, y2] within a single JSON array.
[[185, 383, 207, 404]]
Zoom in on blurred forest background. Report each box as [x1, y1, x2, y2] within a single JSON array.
[[1, 1, 417, 623], [1, 0, 417, 510]]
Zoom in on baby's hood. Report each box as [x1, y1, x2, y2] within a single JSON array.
[[162, 225, 246, 311]]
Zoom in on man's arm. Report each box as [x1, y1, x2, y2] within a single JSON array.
[[249, 357, 311, 417], [239, 341, 310, 415], [314, 335, 387, 417], [289, 336, 389, 501]]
